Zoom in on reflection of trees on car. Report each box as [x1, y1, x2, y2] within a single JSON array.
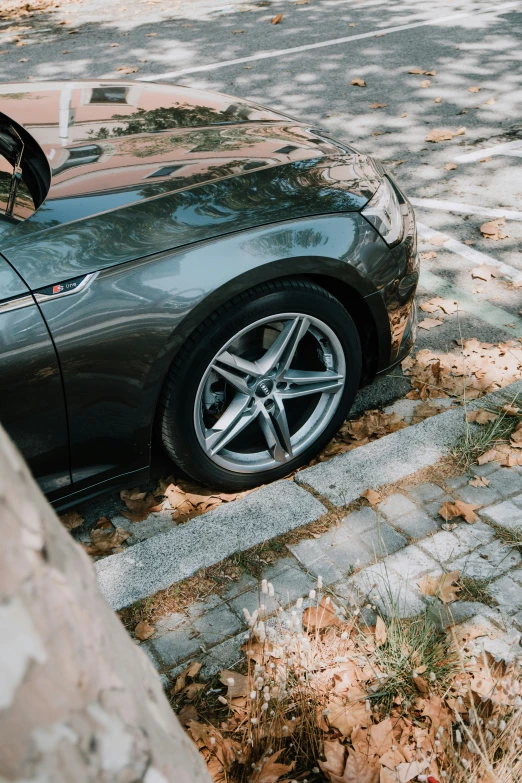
[[87, 103, 270, 140]]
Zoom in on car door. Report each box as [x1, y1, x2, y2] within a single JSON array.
[[0, 255, 71, 498]]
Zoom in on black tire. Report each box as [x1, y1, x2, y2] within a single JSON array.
[[158, 279, 362, 490]]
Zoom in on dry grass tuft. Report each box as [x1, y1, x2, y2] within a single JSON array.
[[172, 581, 522, 782]]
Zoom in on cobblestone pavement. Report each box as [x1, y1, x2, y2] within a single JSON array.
[[136, 462, 522, 685]]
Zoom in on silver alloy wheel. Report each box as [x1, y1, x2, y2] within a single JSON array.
[[194, 312, 346, 474]]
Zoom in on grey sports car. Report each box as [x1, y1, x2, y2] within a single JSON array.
[[0, 80, 418, 505]]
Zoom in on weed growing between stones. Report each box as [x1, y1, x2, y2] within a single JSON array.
[[458, 576, 497, 607], [490, 523, 522, 555], [453, 398, 522, 472], [172, 580, 522, 782]]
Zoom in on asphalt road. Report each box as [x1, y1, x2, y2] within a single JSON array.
[[2, 0, 522, 519]]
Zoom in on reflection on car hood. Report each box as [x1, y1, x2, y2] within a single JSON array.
[[0, 80, 382, 238]]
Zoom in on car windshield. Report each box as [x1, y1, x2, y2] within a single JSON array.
[[0, 123, 35, 232]]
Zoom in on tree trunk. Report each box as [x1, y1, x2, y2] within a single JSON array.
[[0, 424, 210, 782]]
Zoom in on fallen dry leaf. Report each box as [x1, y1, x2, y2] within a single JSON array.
[[303, 595, 342, 630], [60, 510, 83, 531], [84, 527, 130, 556], [418, 318, 444, 330], [369, 102, 387, 109], [341, 750, 379, 783], [185, 682, 205, 700], [134, 620, 155, 641], [408, 67, 436, 75], [468, 85, 481, 93], [471, 263, 503, 281], [434, 97, 442, 103], [375, 615, 387, 647], [271, 13, 283, 23], [511, 421, 522, 448], [425, 126, 465, 142], [430, 234, 447, 246], [120, 487, 162, 522], [177, 703, 198, 726], [396, 760, 430, 783], [444, 162, 457, 170], [477, 447, 500, 465], [379, 747, 407, 770], [174, 661, 202, 695], [252, 749, 293, 783], [319, 740, 345, 778], [439, 500, 481, 524], [116, 65, 138, 74], [466, 408, 498, 425], [469, 475, 490, 487], [420, 296, 458, 314], [484, 97, 495, 105], [420, 79, 431, 88], [361, 488, 381, 505], [368, 717, 394, 756], [351, 77, 366, 87], [219, 669, 248, 699], [420, 251, 437, 261], [480, 217, 508, 240], [418, 571, 461, 603]]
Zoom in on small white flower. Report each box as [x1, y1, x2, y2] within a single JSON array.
[[268, 583, 274, 596], [218, 695, 227, 705], [429, 671, 436, 682], [251, 717, 258, 725], [317, 575, 323, 589], [261, 702, 268, 711], [499, 719, 507, 732], [455, 730, 462, 744], [261, 578, 268, 594], [309, 589, 316, 600], [243, 608, 251, 621], [250, 690, 256, 699], [227, 677, 235, 685], [341, 631, 348, 639], [296, 597, 303, 608]]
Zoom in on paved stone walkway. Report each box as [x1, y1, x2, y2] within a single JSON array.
[[137, 462, 522, 684]]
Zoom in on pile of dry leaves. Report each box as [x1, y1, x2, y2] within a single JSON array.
[[173, 585, 522, 783], [119, 476, 247, 524], [61, 477, 248, 557], [0, 0, 79, 20], [402, 338, 522, 401]]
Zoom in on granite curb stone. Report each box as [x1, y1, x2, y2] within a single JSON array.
[[294, 380, 522, 505], [96, 480, 327, 609]]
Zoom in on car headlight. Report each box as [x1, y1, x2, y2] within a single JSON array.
[[362, 177, 404, 247]]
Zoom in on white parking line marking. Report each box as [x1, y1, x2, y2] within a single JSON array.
[[454, 139, 522, 163], [411, 198, 522, 221], [139, 1, 521, 81], [417, 221, 522, 282], [419, 269, 522, 337]]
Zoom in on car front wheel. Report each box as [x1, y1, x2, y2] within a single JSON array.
[[159, 279, 362, 490]]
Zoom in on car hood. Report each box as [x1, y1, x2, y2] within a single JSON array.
[[0, 81, 382, 236]]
